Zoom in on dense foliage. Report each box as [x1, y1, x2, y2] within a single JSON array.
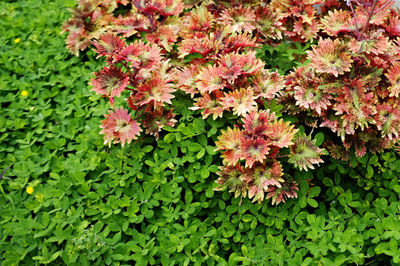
[[283, 0, 400, 158], [63, 0, 330, 203], [0, 0, 400, 265], [62, 0, 400, 204]]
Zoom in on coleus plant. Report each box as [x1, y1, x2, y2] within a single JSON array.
[[63, 0, 326, 204], [92, 34, 177, 145], [87, 0, 186, 145], [62, 0, 324, 56], [282, 0, 400, 158], [62, 0, 183, 55], [214, 111, 325, 204], [61, 0, 124, 56], [173, 2, 325, 204]]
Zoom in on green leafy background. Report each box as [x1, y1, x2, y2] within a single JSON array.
[[1, 0, 400, 265]]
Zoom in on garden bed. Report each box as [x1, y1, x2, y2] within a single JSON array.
[[1, 0, 400, 265]]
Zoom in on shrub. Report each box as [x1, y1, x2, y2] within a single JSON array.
[[282, 0, 400, 158], [62, 0, 400, 204], [64, 0, 329, 203]]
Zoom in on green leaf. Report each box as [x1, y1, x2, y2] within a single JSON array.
[[204, 228, 216, 237], [242, 214, 253, 223], [345, 189, 353, 203], [314, 132, 324, 146], [200, 167, 210, 179], [348, 201, 361, 208], [196, 148, 205, 159], [164, 133, 175, 143], [369, 154, 379, 165], [333, 255, 347, 265], [185, 190, 193, 204], [142, 145, 153, 153], [307, 198, 318, 208], [308, 186, 321, 198], [207, 127, 217, 137], [375, 242, 388, 254], [366, 165, 374, 178], [299, 197, 307, 208], [322, 177, 334, 187], [188, 143, 202, 152]]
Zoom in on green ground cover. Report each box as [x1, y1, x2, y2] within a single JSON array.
[[1, 0, 400, 265]]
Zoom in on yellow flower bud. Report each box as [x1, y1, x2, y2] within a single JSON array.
[[14, 38, 21, 44], [21, 90, 28, 97], [26, 186, 34, 194]]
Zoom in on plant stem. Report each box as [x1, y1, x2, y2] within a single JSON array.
[[133, 108, 148, 120], [348, 1, 361, 40], [120, 61, 135, 79], [120, 60, 139, 86], [360, 0, 378, 34], [276, 154, 290, 158]]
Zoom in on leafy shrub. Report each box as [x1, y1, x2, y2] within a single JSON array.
[[64, 0, 329, 203], [282, 0, 400, 157], [91, 34, 177, 143]]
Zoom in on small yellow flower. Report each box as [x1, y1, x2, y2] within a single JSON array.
[[26, 186, 34, 194], [14, 38, 21, 44], [21, 90, 28, 97]]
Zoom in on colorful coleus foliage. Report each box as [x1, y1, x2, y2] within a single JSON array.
[[62, 0, 355, 204], [171, 2, 326, 203], [62, 0, 325, 56], [214, 110, 324, 204], [64, 0, 187, 145], [62, 0, 184, 55], [283, 0, 400, 158], [91, 33, 177, 145], [174, 1, 324, 119]]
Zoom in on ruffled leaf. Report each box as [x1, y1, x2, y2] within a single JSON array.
[[288, 133, 325, 171]]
